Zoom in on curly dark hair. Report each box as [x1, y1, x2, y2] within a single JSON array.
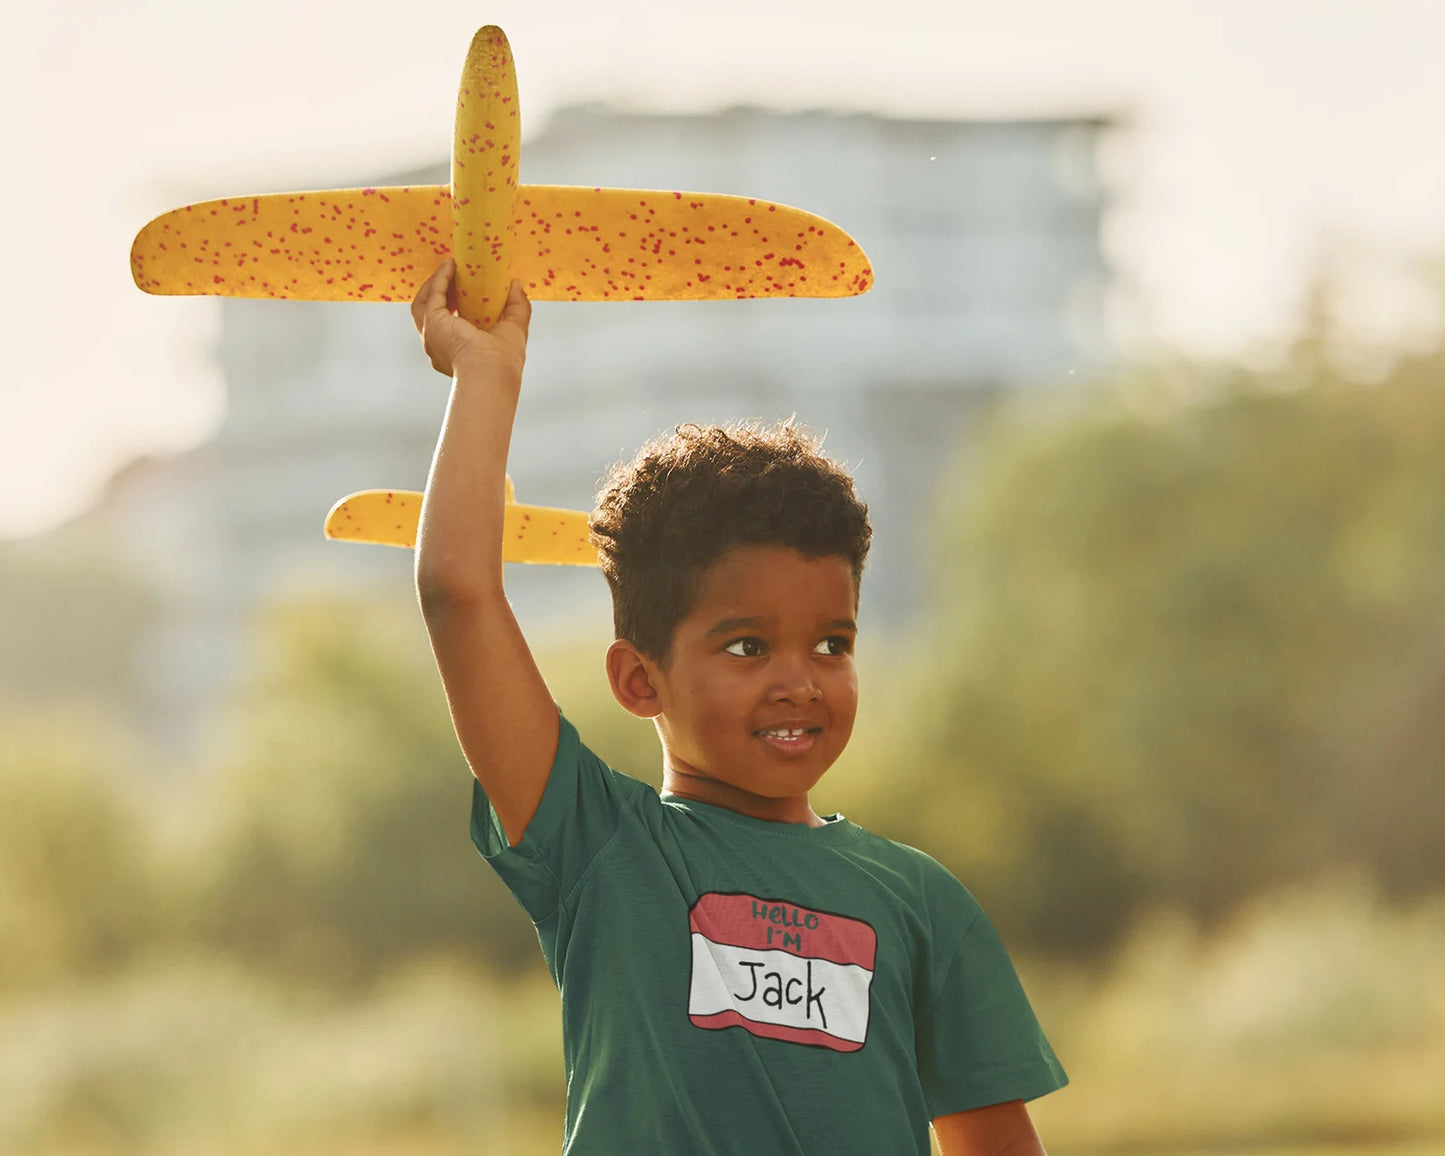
[[589, 420, 871, 663]]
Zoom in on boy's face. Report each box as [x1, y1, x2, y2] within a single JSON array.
[[633, 545, 859, 822]]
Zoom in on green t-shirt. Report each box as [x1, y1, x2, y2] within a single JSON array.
[[471, 713, 1066, 1154]]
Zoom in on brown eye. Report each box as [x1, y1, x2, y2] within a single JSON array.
[[813, 636, 852, 656], [724, 637, 765, 657]]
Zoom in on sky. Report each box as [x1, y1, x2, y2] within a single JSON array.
[[3, 0, 1444, 538]]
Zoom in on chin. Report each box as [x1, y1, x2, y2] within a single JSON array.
[[740, 762, 832, 799]]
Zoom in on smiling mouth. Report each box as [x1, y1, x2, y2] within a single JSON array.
[[754, 727, 821, 753]]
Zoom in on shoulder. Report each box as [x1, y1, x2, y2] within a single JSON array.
[[837, 821, 984, 927], [488, 711, 661, 852], [567, 719, 671, 834]]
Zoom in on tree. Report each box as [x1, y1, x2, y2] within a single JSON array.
[[876, 336, 1445, 957]]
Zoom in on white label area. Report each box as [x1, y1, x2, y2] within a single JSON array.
[[688, 934, 874, 1049]]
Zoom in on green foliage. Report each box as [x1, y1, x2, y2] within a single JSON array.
[[0, 713, 158, 994], [878, 341, 1445, 956], [0, 961, 563, 1153], [191, 596, 541, 985], [1028, 879, 1445, 1150], [184, 597, 670, 987]]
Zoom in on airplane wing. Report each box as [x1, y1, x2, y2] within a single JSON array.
[[323, 487, 598, 565], [130, 184, 872, 303]]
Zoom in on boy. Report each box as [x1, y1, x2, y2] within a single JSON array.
[[411, 258, 1067, 1154]]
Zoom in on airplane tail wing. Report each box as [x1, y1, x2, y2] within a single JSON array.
[[324, 488, 598, 565], [132, 186, 871, 303]]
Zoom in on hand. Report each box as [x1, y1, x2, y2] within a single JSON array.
[[411, 258, 531, 381]]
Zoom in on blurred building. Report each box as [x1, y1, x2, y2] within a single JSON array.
[[19, 105, 1113, 754]]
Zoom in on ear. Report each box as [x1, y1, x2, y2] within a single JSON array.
[[606, 639, 663, 719]]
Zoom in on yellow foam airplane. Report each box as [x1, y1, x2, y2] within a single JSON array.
[[130, 26, 873, 562], [323, 478, 595, 565]]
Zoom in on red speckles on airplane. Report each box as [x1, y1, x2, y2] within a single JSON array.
[[130, 32, 870, 307]]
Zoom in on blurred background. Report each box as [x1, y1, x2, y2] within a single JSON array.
[[4, 2, 1444, 1153]]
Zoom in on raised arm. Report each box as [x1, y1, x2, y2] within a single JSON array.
[[411, 258, 560, 846]]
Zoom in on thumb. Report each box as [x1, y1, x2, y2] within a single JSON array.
[[496, 279, 532, 341], [412, 257, 455, 336]]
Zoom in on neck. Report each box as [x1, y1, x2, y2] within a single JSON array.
[[662, 765, 825, 827]]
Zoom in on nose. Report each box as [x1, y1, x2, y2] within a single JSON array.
[[769, 655, 821, 705]]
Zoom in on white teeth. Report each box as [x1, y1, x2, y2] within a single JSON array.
[[759, 728, 811, 738]]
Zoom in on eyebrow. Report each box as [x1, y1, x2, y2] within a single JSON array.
[[706, 616, 857, 637]]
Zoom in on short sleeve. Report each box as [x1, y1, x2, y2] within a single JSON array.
[[915, 907, 1069, 1117], [469, 710, 634, 922]]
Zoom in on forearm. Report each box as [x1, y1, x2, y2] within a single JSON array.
[[406, 265, 554, 840], [932, 1101, 1046, 1156], [415, 364, 559, 842], [416, 355, 522, 601]]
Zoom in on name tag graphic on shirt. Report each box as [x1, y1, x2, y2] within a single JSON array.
[[687, 892, 877, 1052]]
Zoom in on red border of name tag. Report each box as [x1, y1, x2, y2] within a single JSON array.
[[688, 892, 877, 1052]]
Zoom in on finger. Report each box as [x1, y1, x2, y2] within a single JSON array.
[[496, 279, 532, 341], [410, 261, 440, 332], [411, 258, 454, 334]]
